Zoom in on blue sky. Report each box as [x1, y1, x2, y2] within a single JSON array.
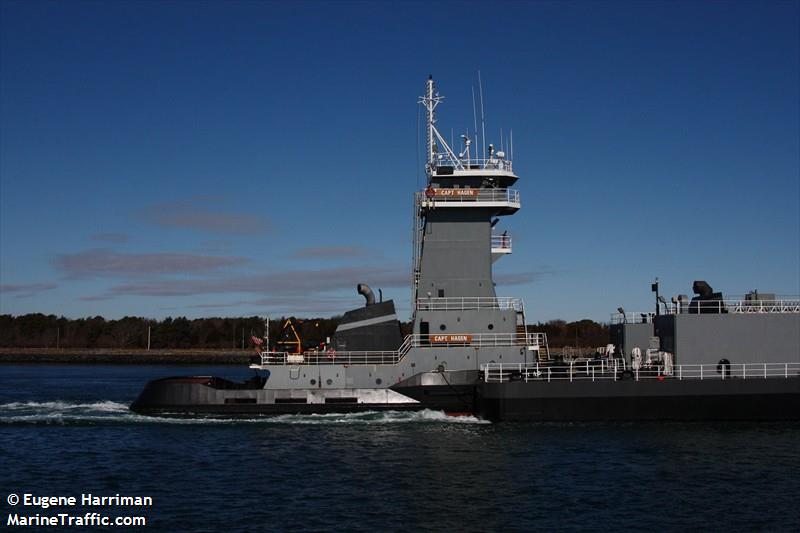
[[1, 0, 798, 323]]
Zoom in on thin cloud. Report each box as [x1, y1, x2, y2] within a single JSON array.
[[78, 295, 114, 302], [138, 199, 268, 235], [494, 270, 559, 286], [53, 249, 247, 279], [176, 295, 355, 315], [0, 282, 57, 298], [90, 233, 130, 244], [104, 266, 408, 297], [290, 246, 371, 259]]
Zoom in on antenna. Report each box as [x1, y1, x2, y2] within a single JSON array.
[[478, 71, 486, 161], [510, 129, 513, 161], [471, 85, 478, 161], [500, 128, 504, 153], [416, 99, 421, 188]]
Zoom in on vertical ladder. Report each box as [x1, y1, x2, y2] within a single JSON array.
[[410, 196, 425, 315]]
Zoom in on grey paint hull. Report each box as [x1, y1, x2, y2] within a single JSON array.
[[128, 375, 473, 416]]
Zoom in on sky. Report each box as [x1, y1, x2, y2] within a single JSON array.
[[1, 0, 798, 323]]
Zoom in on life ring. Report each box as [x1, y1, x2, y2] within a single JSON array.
[[326, 349, 336, 359], [425, 186, 435, 199], [716, 358, 731, 376]]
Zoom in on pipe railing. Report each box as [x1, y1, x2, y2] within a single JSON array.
[[491, 234, 512, 251], [416, 188, 520, 206], [431, 157, 513, 173], [611, 298, 800, 323], [415, 297, 523, 312], [481, 361, 800, 383], [252, 331, 547, 367]]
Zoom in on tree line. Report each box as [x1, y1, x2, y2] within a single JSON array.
[[527, 319, 610, 349], [0, 314, 608, 350]]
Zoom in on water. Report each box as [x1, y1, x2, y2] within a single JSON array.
[[2, 365, 799, 532]]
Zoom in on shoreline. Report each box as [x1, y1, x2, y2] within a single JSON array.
[[0, 348, 255, 364]]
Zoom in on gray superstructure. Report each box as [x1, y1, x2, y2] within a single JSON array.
[[610, 283, 800, 368], [246, 77, 539, 400]]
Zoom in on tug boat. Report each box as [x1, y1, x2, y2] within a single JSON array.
[[131, 77, 800, 421]]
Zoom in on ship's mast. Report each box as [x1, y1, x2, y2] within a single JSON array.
[[423, 76, 437, 166], [418, 76, 461, 172]]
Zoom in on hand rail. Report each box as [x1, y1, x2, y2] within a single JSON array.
[[415, 297, 523, 312], [481, 361, 800, 382], [416, 188, 520, 206], [253, 331, 546, 367], [491, 234, 512, 251], [611, 299, 800, 323], [431, 157, 513, 173]]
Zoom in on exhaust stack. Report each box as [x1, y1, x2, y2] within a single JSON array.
[[357, 284, 376, 306]]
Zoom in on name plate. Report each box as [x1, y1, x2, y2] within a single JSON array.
[[433, 188, 477, 198], [430, 334, 473, 344]]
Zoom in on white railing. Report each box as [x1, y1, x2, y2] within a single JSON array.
[[418, 332, 545, 348], [416, 188, 520, 206], [253, 331, 546, 367], [481, 361, 800, 383], [431, 157, 513, 173], [668, 298, 800, 315], [612, 298, 800, 323], [415, 297, 523, 312], [491, 234, 512, 251], [611, 312, 654, 324], [258, 350, 402, 366]]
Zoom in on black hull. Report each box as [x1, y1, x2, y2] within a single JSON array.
[[131, 374, 800, 421], [476, 377, 800, 422]]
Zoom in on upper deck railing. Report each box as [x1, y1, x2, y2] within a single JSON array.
[[491, 234, 512, 252], [611, 313, 655, 325], [430, 157, 514, 174], [415, 297, 523, 312], [611, 297, 800, 323], [482, 361, 800, 383], [252, 331, 546, 367], [416, 188, 520, 207], [668, 298, 800, 315]]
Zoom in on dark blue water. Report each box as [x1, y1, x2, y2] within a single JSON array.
[[2, 365, 799, 532]]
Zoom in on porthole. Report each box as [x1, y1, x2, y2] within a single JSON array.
[[488, 324, 494, 330], [310, 379, 316, 385], [326, 379, 333, 386], [376, 378, 382, 385], [439, 324, 446, 331]]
